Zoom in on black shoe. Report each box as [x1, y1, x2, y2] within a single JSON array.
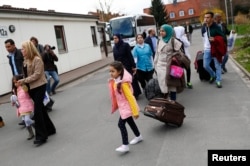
[[34, 139, 47, 146], [222, 67, 227, 73], [209, 77, 216, 84], [18, 121, 25, 126], [52, 91, 56, 95]]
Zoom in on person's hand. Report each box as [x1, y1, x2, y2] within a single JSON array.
[[134, 115, 139, 119], [17, 79, 25, 84], [132, 68, 137, 75], [209, 37, 214, 42], [231, 30, 236, 34], [49, 49, 55, 55]]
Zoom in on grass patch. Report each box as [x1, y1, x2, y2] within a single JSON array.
[[229, 24, 249, 35], [231, 23, 250, 73], [234, 47, 250, 72]]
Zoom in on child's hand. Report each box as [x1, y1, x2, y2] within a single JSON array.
[[134, 115, 139, 119]]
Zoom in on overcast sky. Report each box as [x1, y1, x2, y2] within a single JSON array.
[[0, 0, 184, 15]]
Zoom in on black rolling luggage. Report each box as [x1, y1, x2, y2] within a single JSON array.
[[194, 51, 215, 81], [144, 98, 185, 127]]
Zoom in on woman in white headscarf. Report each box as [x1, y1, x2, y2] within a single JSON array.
[[174, 26, 192, 89]]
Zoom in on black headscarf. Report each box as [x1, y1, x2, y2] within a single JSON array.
[[114, 34, 124, 49]]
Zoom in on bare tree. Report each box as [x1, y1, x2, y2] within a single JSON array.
[[98, 0, 114, 21]]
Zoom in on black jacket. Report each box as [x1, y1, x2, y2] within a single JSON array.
[[144, 36, 158, 58], [42, 51, 58, 71], [7, 48, 24, 75], [184, 25, 193, 34], [113, 42, 135, 74]]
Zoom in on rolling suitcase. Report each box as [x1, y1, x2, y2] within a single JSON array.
[[144, 98, 185, 127], [194, 51, 215, 81]]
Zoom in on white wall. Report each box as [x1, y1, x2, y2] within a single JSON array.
[[0, 12, 102, 95]]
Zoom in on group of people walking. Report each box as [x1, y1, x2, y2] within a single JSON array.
[[109, 10, 233, 153], [110, 23, 192, 152], [1, 11, 233, 152], [2, 37, 60, 146]]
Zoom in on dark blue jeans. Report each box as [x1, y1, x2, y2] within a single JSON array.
[[221, 53, 228, 69], [45, 70, 60, 93]]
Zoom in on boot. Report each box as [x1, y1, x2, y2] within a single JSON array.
[[26, 126, 34, 140], [0, 116, 4, 128]]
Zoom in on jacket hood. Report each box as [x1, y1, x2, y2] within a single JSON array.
[[121, 69, 132, 83], [174, 26, 185, 39]]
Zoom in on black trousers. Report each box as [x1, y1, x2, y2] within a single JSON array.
[[136, 69, 154, 89], [126, 68, 141, 97], [184, 67, 191, 83], [118, 116, 140, 145], [29, 84, 56, 141]]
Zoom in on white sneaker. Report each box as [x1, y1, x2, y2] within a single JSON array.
[[115, 145, 129, 152], [129, 135, 143, 145]]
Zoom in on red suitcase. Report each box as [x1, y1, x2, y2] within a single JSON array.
[[144, 98, 186, 127]]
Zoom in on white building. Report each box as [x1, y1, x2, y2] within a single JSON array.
[[0, 5, 106, 95]]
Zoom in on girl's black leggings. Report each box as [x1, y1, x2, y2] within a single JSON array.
[[118, 116, 140, 145]]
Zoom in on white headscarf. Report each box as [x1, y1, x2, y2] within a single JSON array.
[[174, 26, 185, 39]]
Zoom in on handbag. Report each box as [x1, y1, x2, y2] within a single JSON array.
[[170, 65, 184, 78], [170, 56, 184, 78], [43, 92, 50, 106]]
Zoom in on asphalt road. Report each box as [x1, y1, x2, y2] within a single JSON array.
[[1, 29, 250, 166]]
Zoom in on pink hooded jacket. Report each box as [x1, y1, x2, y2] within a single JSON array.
[[108, 69, 139, 119], [16, 86, 34, 117]]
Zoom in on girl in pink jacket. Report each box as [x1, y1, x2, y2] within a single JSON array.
[[108, 61, 143, 153], [11, 75, 34, 140]]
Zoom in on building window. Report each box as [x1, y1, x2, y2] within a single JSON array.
[[179, 10, 184, 17], [188, 9, 194, 15], [170, 12, 175, 18], [91, 26, 98, 46], [54, 26, 67, 53]]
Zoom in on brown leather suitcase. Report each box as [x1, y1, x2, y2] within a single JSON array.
[[144, 98, 186, 127]]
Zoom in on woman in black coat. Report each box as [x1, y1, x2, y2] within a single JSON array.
[[112, 34, 141, 98]]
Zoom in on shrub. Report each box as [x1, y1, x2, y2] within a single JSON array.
[[234, 12, 250, 24]]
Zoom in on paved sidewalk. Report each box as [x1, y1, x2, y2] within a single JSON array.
[[0, 55, 114, 104]]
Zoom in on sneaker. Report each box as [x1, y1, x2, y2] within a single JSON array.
[[222, 67, 227, 73], [115, 145, 129, 152], [129, 135, 143, 145], [209, 77, 216, 84], [216, 82, 222, 88], [186, 82, 193, 89]]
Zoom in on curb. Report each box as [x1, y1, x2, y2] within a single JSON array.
[[229, 55, 250, 79], [0, 56, 114, 105], [57, 63, 110, 88]]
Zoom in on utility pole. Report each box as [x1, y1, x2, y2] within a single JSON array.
[[224, 0, 229, 25], [230, 0, 234, 29]]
